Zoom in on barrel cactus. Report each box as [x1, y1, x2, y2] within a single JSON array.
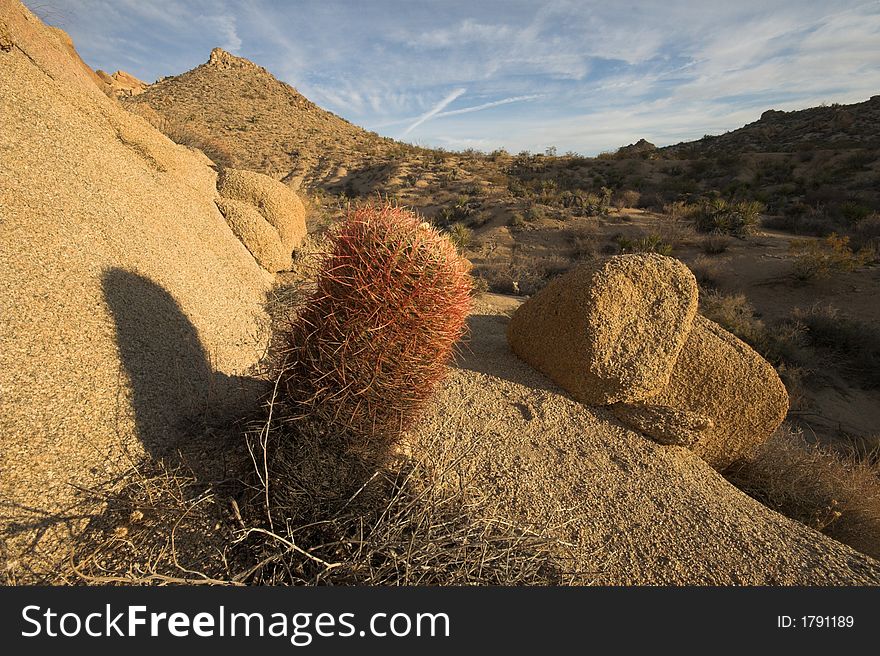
[[280, 202, 472, 461]]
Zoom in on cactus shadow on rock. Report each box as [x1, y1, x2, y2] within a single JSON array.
[[102, 268, 268, 481]]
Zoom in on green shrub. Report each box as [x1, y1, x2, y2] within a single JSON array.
[[840, 201, 872, 225], [615, 233, 672, 256], [437, 196, 477, 226], [693, 198, 763, 236], [279, 203, 472, 462], [447, 222, 472, 249]]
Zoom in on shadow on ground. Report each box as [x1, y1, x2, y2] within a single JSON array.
[[453, 314, 558, 394]]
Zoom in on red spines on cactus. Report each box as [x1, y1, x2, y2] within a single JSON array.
[[280, 202, 472, 456]]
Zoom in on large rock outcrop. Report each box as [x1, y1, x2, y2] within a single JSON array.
[[507, 254, 699, 405], [615, 315, 790, 470], [95, 68, 147, 97], [421, 295, 880, 584], [0, 0, 271, 578], [216, 167, 307, 272]]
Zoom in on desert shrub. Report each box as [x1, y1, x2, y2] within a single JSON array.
[[700, 292, 803, 365], [725, 427, 880, 560], [794, 305, 880, 389], [753, 158, 795, 185], [701, 234, 732, 254], [524, 205, 546, 222], [558, 189, 612, 217], [840, 150, 875, 172], [567, 222, 599, 260], [693, 198, 763, 236], [852, 213, 880, 253], [474, 256, 572, 296], [700, 292, 768, 349], [612, 189, 641, 211], [278, 203, 472, 464], [840, 201, 873, 225], [654, 210, 696, 248], [536, 179, 559, 204], [615, 233, 673, 256], [508, 212, 526, 230], [764, 204, 837, 236], [447, 222, 473, 249], [789, 233, 872, 279], [436, 196, 478, 226]]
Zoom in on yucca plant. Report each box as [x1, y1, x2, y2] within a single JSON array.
[[279, 202, 472, 461]]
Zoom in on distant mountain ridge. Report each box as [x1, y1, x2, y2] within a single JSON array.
[[662, 95, 880, 156]]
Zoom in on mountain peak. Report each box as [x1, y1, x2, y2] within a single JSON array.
[[207, 47, 259, 71]]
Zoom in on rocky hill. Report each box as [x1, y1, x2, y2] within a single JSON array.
[[663, 96, 880, 156], [124, 48, 407, 188]]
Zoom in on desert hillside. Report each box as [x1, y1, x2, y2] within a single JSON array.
[[663, 97, 880, 155], [2, 0, 879, 585], [124, 48, 407, 188]]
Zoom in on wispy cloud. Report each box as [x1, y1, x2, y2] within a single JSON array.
[[202, 13, 241, 52], [372, 94, 543, 130], [403, 87, 466, 135]]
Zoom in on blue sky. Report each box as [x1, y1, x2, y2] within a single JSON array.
[[28, 0, 880, 155]]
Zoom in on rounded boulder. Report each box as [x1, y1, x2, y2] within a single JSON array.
[[507, 254, 699, 405]]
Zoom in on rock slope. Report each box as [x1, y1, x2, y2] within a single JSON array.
[[0, 0, 271, 578], [416, 295, 880, 584]]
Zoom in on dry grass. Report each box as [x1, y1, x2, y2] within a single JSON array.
[[688, 255, 726, 290], [232, 419, 568, 585], [62, 415, 568, 586], [725, 426, 880, 560], [701, 234, 732, 254], [66, 461, 241, 585]]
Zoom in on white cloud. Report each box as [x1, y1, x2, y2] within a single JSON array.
[[201, 14, 241, 53]]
